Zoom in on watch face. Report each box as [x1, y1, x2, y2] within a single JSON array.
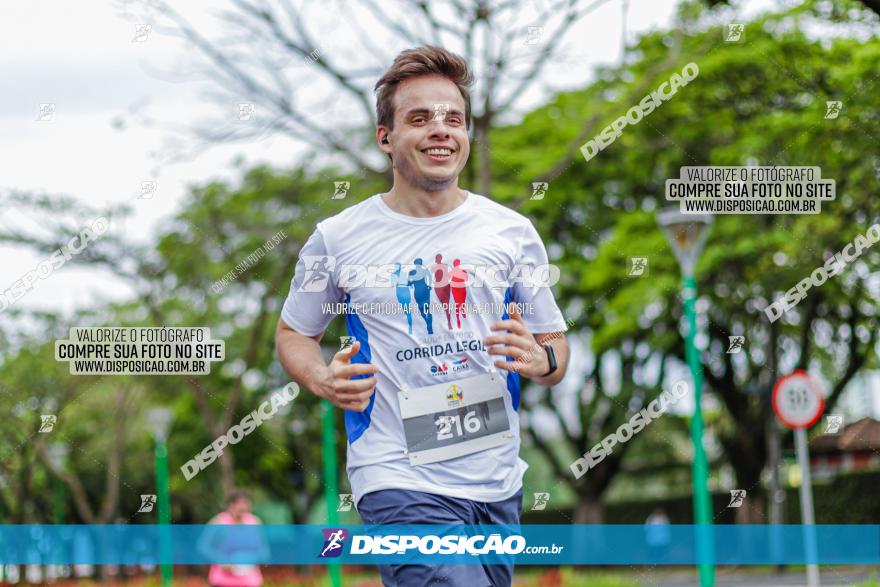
[[543, 343, 557, 374]]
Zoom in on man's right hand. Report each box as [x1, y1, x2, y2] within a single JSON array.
[[314, 340, 378, 412]]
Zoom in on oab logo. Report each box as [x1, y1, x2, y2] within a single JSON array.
[[319, 528, 348, 558]]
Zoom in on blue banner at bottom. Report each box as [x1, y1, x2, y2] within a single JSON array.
[[0, 525, 877, 565]]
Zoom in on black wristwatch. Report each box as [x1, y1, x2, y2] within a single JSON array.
[[541, 343, 557, 377]]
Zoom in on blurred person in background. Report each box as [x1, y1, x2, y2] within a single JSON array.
[[645, 506, 672, 565], [199, 490, 268, 587]]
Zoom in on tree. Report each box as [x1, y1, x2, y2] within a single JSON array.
[[0, 165, 384, 523], [0, 312, 139, 525], [703, 0, 880, 18], [490, 0, 879, 521], [116, 0, 622, 196]]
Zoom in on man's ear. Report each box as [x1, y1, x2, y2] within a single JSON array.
[[376, 126, 391, 155], [377, 127, 393, 163]]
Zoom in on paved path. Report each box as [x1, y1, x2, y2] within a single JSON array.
[[634, 567, 876, 586]]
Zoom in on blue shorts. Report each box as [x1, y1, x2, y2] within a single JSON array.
[[356, 488, 523, 587]]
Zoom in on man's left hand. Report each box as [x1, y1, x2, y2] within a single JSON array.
[[484, 302, 549, 379]]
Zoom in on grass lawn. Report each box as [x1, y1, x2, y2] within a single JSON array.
[[44, 567, 880, 586]]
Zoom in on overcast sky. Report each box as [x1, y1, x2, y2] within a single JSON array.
[[0, 0, 692, 314]]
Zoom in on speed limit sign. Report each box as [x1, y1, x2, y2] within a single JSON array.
[[772, 369, 825, 587], [772, 369, 825, 429]]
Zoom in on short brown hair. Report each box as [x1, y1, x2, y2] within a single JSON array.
[[226, 490, 251, 507], [374, 45, 474, 132]]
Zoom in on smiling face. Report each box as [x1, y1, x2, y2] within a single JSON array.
[[378, 74, 470, 193]]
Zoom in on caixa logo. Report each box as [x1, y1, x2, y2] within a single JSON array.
[[430, 358, 469, 377], [319, 528, 348, 558]]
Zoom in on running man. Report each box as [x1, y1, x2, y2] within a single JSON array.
[[276, 45, 569, 587]]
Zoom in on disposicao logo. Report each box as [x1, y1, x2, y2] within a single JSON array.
[[319, 528, 348, 558]]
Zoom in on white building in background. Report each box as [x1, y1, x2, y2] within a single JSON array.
[[810, 417, 880, 480]]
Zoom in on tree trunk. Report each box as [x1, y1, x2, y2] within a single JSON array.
[[733, 468, 766, 524], [219, 450, 235, 497], [573, 495, 604, 524], [474, 115, 492, 197]]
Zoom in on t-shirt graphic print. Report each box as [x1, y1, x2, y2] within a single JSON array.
[[280, 191, 568, 504]]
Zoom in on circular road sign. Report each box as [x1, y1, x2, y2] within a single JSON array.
[[772, 370, 825, 429]]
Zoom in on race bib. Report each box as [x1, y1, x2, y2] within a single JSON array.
[[397, 371, 513, 466]]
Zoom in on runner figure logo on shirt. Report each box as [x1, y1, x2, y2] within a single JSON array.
[[392, 262, 416, 334], [393, 255, 469, 334], [449, 259, 469, 328], [431, 254, 453, 329], [408, 258, 434, 334]]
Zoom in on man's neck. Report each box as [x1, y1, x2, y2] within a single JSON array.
[[382, 185, 468, 218]]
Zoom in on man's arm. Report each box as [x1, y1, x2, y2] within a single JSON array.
[[530, 331, 569, 387], [496, 220, 570, 386], [274, 319, 327, 394], [485, 303, 570, 387], [274, 319, 377, 411]]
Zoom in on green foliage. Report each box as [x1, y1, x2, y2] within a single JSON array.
[[785, 469, 880, 523], [602, 470, 880, 524], [1, 0, 878, 525], [0, 165, 386, 523], [491, 0, 880, 504]]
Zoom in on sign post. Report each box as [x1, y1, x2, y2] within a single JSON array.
[[772, 370, 824, 587]]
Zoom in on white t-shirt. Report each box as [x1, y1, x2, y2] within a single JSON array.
[[280, 191, 568, 504]]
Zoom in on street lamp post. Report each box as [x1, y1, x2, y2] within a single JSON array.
[[46, 443, 70, 582], [322, 399, 342, 587], [146, 408, 174, 587], [657, 207, 715, 587]]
